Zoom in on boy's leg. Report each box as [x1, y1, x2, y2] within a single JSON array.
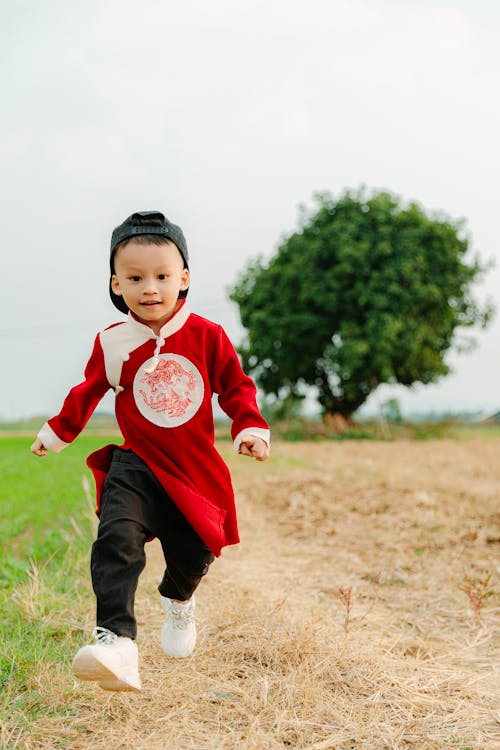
[[90, 450, 152, 639], [74, 451, 152, 691], [157, 504, 215, 603], [155, 500, 215, 657]]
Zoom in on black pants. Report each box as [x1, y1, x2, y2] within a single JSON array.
[[90, 449, 215, 639]]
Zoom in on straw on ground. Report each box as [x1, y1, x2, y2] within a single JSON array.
[[2, 438, 499, 749]]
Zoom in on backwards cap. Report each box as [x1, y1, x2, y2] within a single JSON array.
[[109, 211, 189, 314]]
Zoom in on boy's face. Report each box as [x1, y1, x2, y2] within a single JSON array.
[[111, 239, 189, 333]]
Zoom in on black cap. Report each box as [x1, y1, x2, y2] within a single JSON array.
[[109, 211, 189, 314]]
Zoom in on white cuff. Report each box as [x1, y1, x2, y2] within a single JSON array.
[[233, 427, 270, 453], [38, 423, 69, 453]]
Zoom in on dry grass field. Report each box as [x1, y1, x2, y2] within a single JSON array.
[[3, 438, 500, 749]]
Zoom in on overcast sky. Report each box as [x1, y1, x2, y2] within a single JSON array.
[[1, 0, 499, 421]]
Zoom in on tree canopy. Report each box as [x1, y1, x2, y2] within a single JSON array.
[[230, 189, 493, 420]]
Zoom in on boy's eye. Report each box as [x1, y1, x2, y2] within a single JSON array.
[[130, 276, 141, 282], [158, 274, 167, 280]]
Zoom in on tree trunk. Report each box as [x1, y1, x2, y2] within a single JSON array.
[[323, 411, 354, 434]]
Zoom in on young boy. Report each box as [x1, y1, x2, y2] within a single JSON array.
[[31, 211, 270, 692]]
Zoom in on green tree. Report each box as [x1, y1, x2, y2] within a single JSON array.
[[382, 398, 403, 424], [230, 189, 493, 424]]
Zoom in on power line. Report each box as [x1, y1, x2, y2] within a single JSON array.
[[0, 299, 235, 341]]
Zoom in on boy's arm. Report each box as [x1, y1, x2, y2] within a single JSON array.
[[30, 437, 48, 456], [238, 436, 270, 462], [211, 326, 270, 458], [31, 335, 111, 456]]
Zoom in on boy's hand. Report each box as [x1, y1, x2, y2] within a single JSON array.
[[238, 437, 270, 462], [30, 438, 47, 457]]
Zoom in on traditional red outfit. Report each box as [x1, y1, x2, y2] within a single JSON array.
[[38, 301, 269, 556]]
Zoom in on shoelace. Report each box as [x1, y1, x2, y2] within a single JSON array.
[[93, 626, 119, 645], [168, 607, 195, 630]]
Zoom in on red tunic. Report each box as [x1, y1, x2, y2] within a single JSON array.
[[38, 303, 270, 556]]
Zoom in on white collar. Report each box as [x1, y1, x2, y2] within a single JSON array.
[[127, 302, 191, 341]]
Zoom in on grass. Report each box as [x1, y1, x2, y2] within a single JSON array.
[[1, 435, 500, 749], [242, 416, 500, 443], [0, 436, 102, 742], [0, 436, 107, 588]]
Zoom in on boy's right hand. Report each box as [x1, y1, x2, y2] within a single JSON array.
[[30, 438, 47, 456]]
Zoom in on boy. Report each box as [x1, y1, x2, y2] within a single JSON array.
[[31, 211, 270, 692]]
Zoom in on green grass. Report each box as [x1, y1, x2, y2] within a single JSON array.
[[265, 417, 500, 442], [0, 554, 92, 745], [1, 436, 113, 739], [0, 435, 112, 588]]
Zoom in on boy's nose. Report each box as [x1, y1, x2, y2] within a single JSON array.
[[143, 279, 159, 293]]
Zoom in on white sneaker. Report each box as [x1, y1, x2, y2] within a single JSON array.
[[72, 627, 142, 692], [160, 596, 196, 658]]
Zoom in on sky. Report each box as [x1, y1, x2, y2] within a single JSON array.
[[1, 0, 499, 421]]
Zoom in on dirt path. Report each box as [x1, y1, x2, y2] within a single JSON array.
[[30, 440, 500, 749]]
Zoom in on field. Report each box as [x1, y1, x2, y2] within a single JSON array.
[[1, 435, 499, 749]]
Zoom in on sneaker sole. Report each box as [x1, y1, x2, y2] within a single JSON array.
[[73, 652, 141, 692], [98, 678, 141, 692]]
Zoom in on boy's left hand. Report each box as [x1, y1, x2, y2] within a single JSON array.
[[238, 437, 270, 462]]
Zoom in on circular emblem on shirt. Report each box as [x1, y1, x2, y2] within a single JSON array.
[[133, 353, 204, 427]]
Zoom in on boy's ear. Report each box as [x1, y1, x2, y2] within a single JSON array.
[[111, 275, 123, 296], [180, 268, 190, 291]]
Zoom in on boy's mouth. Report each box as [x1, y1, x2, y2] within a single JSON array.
[[141, 301, 161, 306]]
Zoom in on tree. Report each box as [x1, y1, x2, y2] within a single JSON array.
[[230, 189, 493, 424]]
